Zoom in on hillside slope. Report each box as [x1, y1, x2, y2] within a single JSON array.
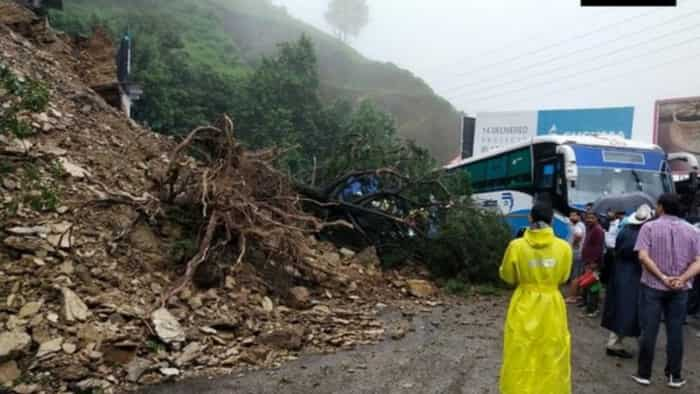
[[0, 3, 438, 392], [50, 0, 460, 162]]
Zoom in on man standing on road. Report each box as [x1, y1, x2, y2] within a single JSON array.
[[633, 193, 700, 389], [499, 202, 573, 394]]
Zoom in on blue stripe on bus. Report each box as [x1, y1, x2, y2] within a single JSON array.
[[571, 145, 665, 171]]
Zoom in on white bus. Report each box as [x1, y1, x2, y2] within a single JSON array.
[[445, 135, 675, 239]]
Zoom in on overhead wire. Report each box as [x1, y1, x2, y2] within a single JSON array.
[[423, 7, 630, 75], [444, 8, 659, 80], [444, 8, 700, 95], [494, 49, 700, 110], [453, 31, 700, 104]]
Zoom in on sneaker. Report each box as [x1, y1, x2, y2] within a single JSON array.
[[632, 375, 651, 386], [606, 348, 634, 359], [667, 376, 687, 389]]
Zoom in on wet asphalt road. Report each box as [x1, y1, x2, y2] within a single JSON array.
[[138, 296, 700, 394]]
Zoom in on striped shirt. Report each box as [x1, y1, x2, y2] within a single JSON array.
[[634, 215, 700, 291]]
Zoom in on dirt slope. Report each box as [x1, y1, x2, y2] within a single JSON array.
[[0, 3, 441, 393]]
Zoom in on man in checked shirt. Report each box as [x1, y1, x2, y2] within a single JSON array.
[[632, 193, 700, 389]]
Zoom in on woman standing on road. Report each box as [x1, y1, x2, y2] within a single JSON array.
[[601, 205, 652, 358], [499, 202, 573, 394]]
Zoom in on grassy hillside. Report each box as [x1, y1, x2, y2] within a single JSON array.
[[50, 0, 460, 162]]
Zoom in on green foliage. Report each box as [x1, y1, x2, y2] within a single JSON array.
[[444, 278, 469, 296], [325, 0, 370, 42], [50, 0, 245, 134], [0, 64, 50, 138], [50, 0, 460, 162], [421, 201, 511, 284], [25, 186, 60, 212]]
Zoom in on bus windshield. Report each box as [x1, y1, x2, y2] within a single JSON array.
[[568, 167, 672, 207]]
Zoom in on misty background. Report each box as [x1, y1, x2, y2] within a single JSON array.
[[278, 0, 700, 143]]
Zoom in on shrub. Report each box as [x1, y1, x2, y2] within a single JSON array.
[[421, 201, 511, 284]]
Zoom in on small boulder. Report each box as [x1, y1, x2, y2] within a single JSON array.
[[0, 331, 31, 362], [36, 337, 63, 358], [288, 286, 311, 309], [159, 367, 180, 377], [352, 247, 381, 266], [151, 308, 186, 344], [175, 342, 204, 366], [258, 327, 304, 351], [58, 158, 90, 179], [2, 236, 47, 253], [126, 357, 152, 383], [18, 301, 43, 319], [406, 280, 437, 298], [0, 360, 21, 385], [339, 248, 355, 258], [62, 342, 77, 355], [62, 287, 90, 322]]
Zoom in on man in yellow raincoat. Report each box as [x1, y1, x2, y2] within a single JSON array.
[[499, 202, 573, 394]]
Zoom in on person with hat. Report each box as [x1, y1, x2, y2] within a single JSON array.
[[601, 204, 653, 359]]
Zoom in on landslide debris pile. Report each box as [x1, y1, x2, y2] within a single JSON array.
[[0, 4, 440, 394]]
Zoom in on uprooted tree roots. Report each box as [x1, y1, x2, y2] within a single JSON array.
[[89, 115, 352, 311]]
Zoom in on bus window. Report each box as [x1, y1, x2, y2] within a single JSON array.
[[538, 162, 556, 189]]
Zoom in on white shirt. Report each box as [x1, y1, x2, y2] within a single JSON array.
[[605, 219, 621, 249], [568, 221, 586, 258]]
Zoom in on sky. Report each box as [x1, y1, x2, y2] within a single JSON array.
[[276, 0, 700, 143]]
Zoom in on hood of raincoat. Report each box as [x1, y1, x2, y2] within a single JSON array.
[[524, 227, 555, 249]]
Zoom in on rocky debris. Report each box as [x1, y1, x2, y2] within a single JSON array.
[[406, 280, 437, 298], [0, 360, 21, 385], [2, 236, 48, 253], [18, 301, 43, 318], [351, 247, 381, 266], [62, 342, 77, 355], [0, 331, 31, 362], [74, 378, 110, 391], [339, 248, 355, 258], [152, 308, 186, 344], [36, 337, 63, 358], [288, 286, 311, 309], [58, 157, 90, 179], [262, 297, 274, 313], [62, 287, 90, 322], [175, 342, 204, 366], [159, 367, 180, 377], [126, 358, 152, 383], [258, 327, 304, 351], [12, 383, 40, 394]]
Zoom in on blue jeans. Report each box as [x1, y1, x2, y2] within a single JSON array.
[[637, 285, 689, 379]]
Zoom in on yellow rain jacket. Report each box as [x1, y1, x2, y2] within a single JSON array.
[[499, 226, 573, 394]]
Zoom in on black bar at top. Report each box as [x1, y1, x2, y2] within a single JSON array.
[[582, 0, 676, 6]]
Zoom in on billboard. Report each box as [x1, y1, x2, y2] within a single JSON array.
[[537, 107, 634, 138], [473, 111, 537, 155], [654, 97, 700, 172], [473, 106, 634, 155]]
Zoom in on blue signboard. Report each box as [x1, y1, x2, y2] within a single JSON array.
[[536, 107, 634, 139]]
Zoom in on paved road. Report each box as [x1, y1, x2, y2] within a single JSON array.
[[139, 296, 700, 394]]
